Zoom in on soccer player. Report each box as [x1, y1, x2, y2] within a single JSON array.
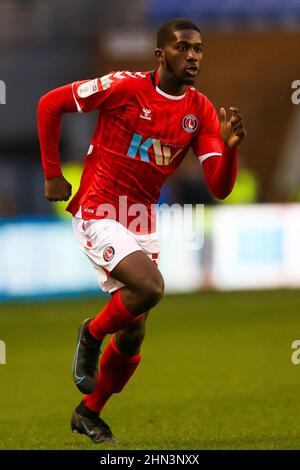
[[37, 18, 246, 443]]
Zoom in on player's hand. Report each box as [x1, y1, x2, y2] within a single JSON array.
[[220, 107, 246, 149], [45, 176, 72, 202]]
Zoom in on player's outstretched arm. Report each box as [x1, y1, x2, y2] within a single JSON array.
[[202, 107, 246, 199], [37, 84, 78, 201]]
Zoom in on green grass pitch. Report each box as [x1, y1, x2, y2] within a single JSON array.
[[0, 289, 300, 450]]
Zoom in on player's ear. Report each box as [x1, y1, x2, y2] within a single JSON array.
[[155, 48, 165, 64]]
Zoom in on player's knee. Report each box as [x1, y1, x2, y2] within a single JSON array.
[[139, 274, 164, 310], [128, 328, 146, 350], [115, 325, 146, 357]]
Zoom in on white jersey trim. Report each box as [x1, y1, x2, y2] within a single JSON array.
[[72, 82, 83, 113], [87, 144, 94, 155], [198, 152, 222, 164], [155, 86, 186, 100]]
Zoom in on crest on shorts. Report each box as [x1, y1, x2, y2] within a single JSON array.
[[103, 245, 115, 262], [182, 114, 198, 133]]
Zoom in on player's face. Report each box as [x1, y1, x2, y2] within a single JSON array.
[[163, 29, 203, 85]]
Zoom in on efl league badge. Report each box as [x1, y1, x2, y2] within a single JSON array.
[[103, 246, 115, 262], [182, 114, 198, 133]]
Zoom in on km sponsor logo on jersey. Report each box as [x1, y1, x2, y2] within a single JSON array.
[[127, 133, 183, 166]]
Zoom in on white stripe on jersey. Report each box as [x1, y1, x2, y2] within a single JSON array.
[[198, 152, 222, 164]]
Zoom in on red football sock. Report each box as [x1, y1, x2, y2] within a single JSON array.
[[88, 289, 136, 341], [83, 335, 141, 413]]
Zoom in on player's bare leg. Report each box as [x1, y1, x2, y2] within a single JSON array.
[[72, 251, 163, 394], [114, 311, 149, 356], [111, 251, 164, 315], [87, 250, 164, 344], [71, 252, 161, 443]]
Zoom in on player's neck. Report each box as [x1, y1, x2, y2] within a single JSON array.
[[156, 69, 187, 96]]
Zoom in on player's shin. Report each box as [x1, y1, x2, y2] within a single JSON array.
[[82, 335, 141, 413]]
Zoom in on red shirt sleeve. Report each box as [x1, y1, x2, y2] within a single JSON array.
[[37, 84, 76, 179], [37, 72, 134, 179], [191, 97, 223, 162], [71, 72, 133, 113], [191, 95, 238, 199], [202, 145, 238, 200]]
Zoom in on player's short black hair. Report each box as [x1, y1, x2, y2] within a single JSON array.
[[157, 18, 201, 49]]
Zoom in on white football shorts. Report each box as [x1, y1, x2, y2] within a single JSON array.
[[72, 217, 160, 293]]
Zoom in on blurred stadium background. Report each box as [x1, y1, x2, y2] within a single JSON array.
[[1, 0, 300, 298], [1, 0, 300, 450]]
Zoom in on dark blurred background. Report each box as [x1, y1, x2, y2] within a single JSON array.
[[1, 0, 300, 218]]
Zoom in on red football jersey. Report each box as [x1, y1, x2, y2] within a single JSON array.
[[65, 70, 224, 233]]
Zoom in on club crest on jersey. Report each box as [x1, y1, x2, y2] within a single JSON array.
[[182, 114, 198, 133], [103, 246, 115, 262]]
